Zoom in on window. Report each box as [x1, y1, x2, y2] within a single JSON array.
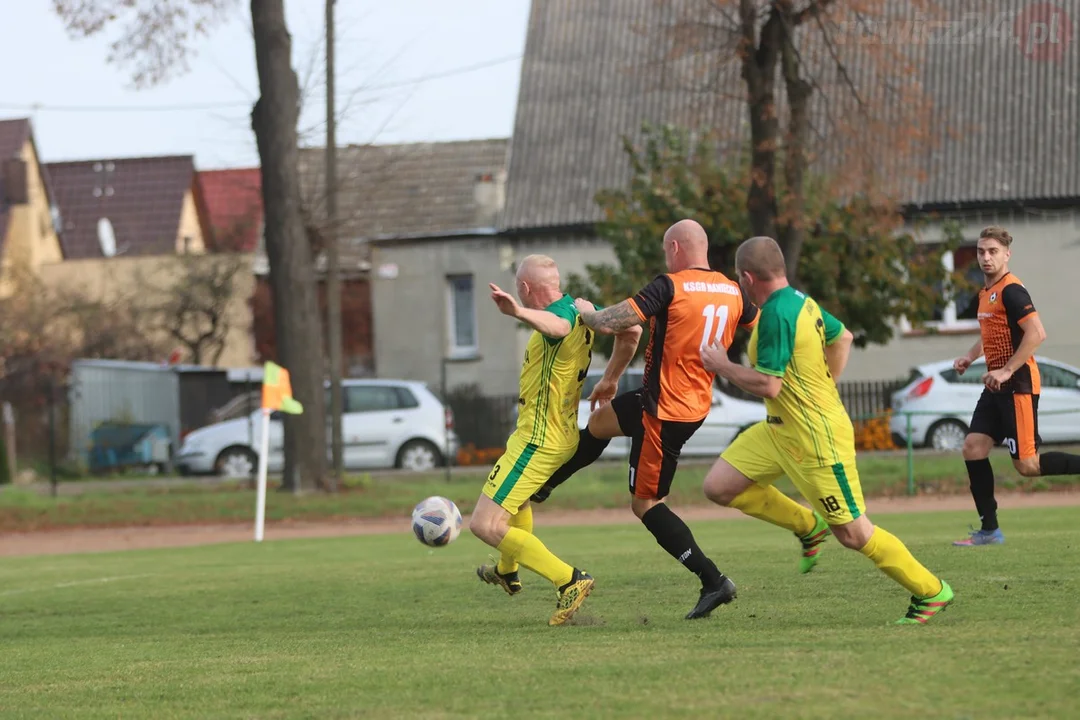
[[929, 246, 982, 329], [447, 274, 478, 357], [1038, 363, 1080, 390], [346, 386, 404, 413]]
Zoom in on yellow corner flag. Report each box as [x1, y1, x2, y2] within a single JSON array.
[[261, 361, 304, 415]]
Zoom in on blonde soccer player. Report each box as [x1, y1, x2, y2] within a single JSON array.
[[469, 254, 640, 626]]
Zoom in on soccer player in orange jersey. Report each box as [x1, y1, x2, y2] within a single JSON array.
[[531, 219, 759, 620], [952, 226, 1080, 546]]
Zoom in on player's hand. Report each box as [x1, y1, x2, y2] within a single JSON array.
[[700, 342, 731, 374], [574, 298, 596, 314], [982, 367, 1013, 391], [953, 356, 972, 375], [489, 283, 521, 318], [588, 378, 618, 411]]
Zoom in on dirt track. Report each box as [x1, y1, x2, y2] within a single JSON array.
[[2, 491, 1078, 558]]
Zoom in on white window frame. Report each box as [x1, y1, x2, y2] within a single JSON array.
[[900, 248, 980, 334], [446, 274, 479, 359]]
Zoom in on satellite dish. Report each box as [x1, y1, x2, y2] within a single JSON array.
[[97, 217, 117, 257]]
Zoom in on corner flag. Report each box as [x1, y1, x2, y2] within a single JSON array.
[[261, 361, 304, 415]]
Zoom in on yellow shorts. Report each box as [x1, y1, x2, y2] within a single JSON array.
[[721, 421, 865, 524], [482, 435, 576, 515]]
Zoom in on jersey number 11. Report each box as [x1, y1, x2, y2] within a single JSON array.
[[700, 304, 730, 348]]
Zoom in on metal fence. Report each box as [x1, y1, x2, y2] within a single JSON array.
[[444, 377, 909, 452]]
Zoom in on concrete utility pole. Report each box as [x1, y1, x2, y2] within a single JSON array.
[[325, 0, 344, 485]]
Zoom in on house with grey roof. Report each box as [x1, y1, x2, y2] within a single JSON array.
[[497, 0, 1080, 382], [300, 137, 604, 393]]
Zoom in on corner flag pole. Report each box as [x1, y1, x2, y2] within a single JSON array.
[[254, 407, 271, 543], [254, 361, 304, 543]]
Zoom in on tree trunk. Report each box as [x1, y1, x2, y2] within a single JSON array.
[[740, 4, 783, 241], [250, 0, 328, 492], [778, 15, 812, 284]]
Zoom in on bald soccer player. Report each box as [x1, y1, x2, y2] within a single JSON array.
[[530, 220, 760, 620], [470, 254, 641, 626], [700, 236, 954, 625]]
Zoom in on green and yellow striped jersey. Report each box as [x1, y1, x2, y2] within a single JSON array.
[[749, 286, 855, 466], [513, 294, 596, 451]]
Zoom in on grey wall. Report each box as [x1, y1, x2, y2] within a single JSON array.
[[844, 208, 1080, 381], [370, 232, 617, 396]]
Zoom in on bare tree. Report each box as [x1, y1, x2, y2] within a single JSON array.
[[53, 0, 331, 490], [134, 254, 247, 366], [658, 0, 943, 282]]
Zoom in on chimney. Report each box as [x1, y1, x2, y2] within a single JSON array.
[[473, 169, 506, 228], [2, 159, 29, 205]]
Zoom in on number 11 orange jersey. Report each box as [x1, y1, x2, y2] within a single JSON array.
[[627, 268, 759, 423]]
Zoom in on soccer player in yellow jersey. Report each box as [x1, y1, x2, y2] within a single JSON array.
[[470, 254, 641, 625], [700, 237, 955, 625]]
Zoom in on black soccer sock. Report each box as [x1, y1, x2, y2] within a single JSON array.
[[965, 459, 998, 532], [546, 427, 610, 490], [640, 503, 723, 587], [1039, 452, 1080, 476]]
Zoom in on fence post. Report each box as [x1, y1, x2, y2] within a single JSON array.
[[2, 402, 15, 485], [905, 412, 915, 496], [48, 379, 58, 498]]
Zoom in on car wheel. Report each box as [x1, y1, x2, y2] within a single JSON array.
[[215, 446, 257, 478], [397, 440, 442, 472], [927, 419, 968, 451]]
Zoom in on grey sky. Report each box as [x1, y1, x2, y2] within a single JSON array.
[[1, 1, 530, 169]]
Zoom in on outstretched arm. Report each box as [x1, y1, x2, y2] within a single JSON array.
[[701, 345, 783, 399], [577, 299, 642, 334], [489, 283, 570, 339], [587, 324, 642, 410]]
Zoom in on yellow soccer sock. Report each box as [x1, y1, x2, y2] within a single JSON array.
[[497, 505, 534, 575], [729, 484, 817, 536], [497, 527, 574, 589], [859, 527, 943, 598]]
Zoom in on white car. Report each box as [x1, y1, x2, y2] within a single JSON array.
[[578, 368, 767, 459], [177, 379, 459, 477], [890, 356, 1080, 450]]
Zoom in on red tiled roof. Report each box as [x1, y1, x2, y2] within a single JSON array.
[[45, 155, 196, 259], [194, 168, 262, 252], [0, 117, 33, 258]]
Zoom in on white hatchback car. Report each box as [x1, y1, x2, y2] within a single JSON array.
[[578, 368, 767, 459], [177, 379, 459, 477], [890, 356, 1080, 450]]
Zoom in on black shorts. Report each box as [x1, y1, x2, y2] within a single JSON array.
[[969, 390, 1040, 460], [610, 390, 704, 500]]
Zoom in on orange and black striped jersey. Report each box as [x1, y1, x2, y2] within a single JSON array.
[[628, 268, 759, 422], [977, 273, 1041, 394]]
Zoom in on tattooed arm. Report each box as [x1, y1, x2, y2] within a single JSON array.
[[575, 299, 643, 334], [576, 274, 674, 335]]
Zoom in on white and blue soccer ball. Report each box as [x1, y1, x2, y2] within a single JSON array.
[[411, 496, 463, 547]]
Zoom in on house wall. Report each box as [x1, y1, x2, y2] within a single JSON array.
[[371, 232, 616, 396], [844, 208, 1080, 381], [174, 189, 207, 254], [0, 139, 63, 296], [37, 254, 256, 369]]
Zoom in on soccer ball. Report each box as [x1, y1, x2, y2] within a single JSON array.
[[411, 496, 463, 547]]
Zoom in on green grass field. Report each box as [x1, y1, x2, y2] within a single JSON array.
[[1, 506, 1077, 718], [3, 450, 1079, 532]]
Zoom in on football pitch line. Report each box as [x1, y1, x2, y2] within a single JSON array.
[[0, 573, 156, 597]]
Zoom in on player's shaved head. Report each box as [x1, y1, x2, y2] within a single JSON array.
[[516, 254, 561, 289], [735, 236, 787, 281], [662, 219, 710, 271]]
